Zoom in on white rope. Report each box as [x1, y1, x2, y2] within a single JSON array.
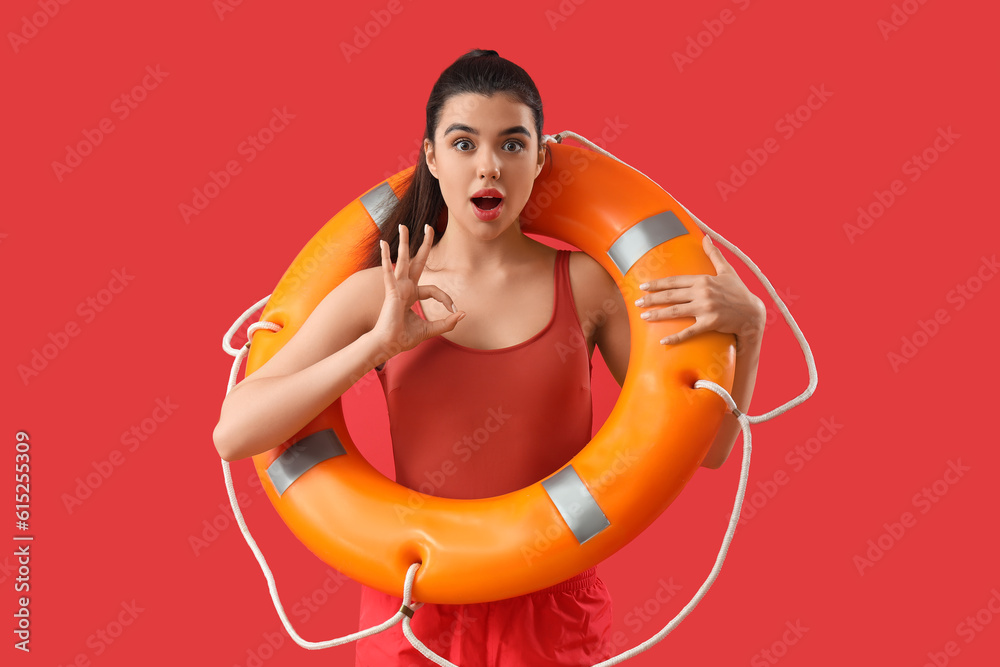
[[221, 294, 272, 356], [399, 564, 459, 666], [391, 380, 750, 666], [219, 300, 416, 650], [218, 130, 817, 664], [546, 130, 818, 424]]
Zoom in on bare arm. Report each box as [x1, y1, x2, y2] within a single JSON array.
[[214, 224, 464, 462], [213, 329, 390, 461], [700, 329, 762, 468], [588, 236, 766, 469]]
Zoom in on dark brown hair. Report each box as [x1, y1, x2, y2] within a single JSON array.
[[353, 48, 547, 270]]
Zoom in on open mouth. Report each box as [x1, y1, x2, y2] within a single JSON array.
[[471, 196, 502, 211]]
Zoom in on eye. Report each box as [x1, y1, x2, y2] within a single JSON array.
[[451, 138, 525, 153]]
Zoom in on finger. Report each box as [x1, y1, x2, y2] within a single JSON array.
[[703, 234, 732, 274], [639, 286, 695, 308], [660, 320, 704, 345], [425, 309, 466, 337], [396, 224, 410, 279], [417, 283, 458, 314], [641, 302, 696, 322], [380, 240, 396, 294], [409, 224, 433, 281], [638, 275, 696, 292]]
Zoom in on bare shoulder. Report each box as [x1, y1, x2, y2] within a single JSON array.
[[567, 250, 621, 310], [567, 250, 631, 386], [565, 249, 628, 359]]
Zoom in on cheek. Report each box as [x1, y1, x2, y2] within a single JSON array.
[[441, 182, 467, 208], [513, 169, 538, 200]]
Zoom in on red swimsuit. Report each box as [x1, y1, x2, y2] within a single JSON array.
[[356, 249, 614, 666]]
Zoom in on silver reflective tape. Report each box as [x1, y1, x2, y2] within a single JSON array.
[[360, 181, 400, 230], [541, 465, 610, 545], [266, 429, 346, 496], [607, 210, 689, 276]]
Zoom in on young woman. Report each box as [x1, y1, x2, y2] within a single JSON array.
[[214, 49, 766, 666]]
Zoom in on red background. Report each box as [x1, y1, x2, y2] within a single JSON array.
[[4, 0, 998, 665]]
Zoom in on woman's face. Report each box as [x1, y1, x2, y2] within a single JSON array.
[[424, 92, 545, 237]]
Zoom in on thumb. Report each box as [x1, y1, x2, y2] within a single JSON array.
[[429, 310, 466, 336], [703, 234, 730, 272]]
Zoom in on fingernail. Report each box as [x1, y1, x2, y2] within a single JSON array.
[[451, 304, 457, 313], [634, 297, 644, 307], [425, 224, 430, 235], [640, 312, 650, 319], [639, 283, 650, 290]]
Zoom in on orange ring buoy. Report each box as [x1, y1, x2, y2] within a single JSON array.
[[245, 139, 736, 605]]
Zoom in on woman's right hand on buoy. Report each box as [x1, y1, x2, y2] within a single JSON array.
[[372, 223, 466, 355]]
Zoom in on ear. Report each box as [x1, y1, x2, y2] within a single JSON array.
[[535, 143, 545, 178], [424, 138, 438, 179]]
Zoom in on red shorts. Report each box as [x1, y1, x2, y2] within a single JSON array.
[[355, 566, 614, 666]]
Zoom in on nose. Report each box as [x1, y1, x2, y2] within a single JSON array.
[[477, 150, 500, 180]]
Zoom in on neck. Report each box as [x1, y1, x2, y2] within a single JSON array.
[[428, 214, 534, 276]]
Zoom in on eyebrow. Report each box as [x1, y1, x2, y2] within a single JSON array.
[[443, 123, 531, 138]]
